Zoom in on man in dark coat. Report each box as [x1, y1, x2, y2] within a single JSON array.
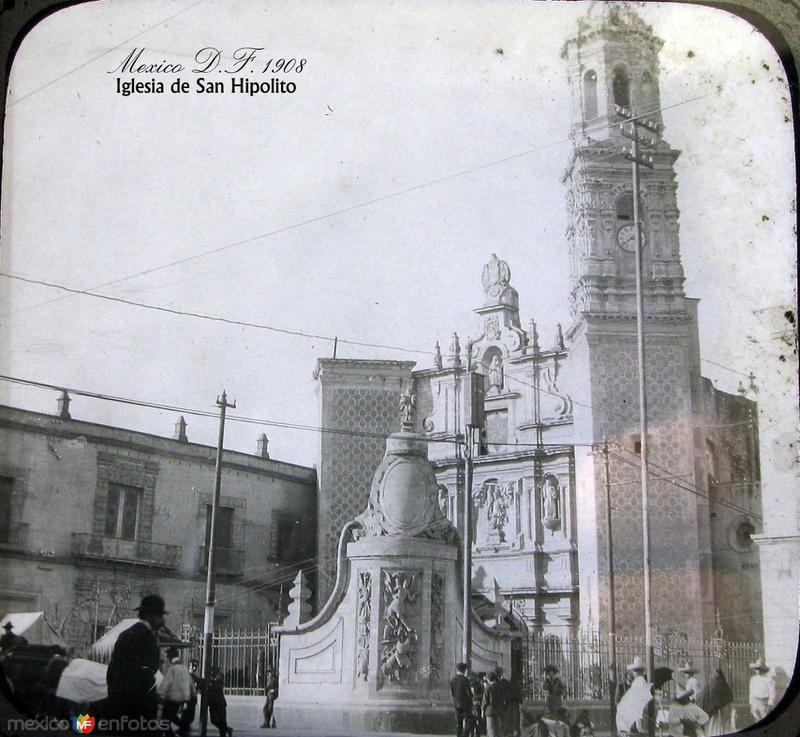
[[482, 671, 504, 737], [106, 594, 166, 731], [450, 662, 473, 737]]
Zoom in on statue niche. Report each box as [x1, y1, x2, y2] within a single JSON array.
[[482, 347, 505, 396], [541, 475, 561, 531]]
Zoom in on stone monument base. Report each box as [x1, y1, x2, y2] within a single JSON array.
[[274, 700, 456, 733]]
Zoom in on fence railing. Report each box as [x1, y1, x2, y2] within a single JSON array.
[[181, 624, 279, 696], [520, 629, 762, 703]]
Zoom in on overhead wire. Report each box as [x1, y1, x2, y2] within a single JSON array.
[[1, 94, 708, 321]]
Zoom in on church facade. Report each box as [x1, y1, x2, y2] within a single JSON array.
[[314, 5, 763, 645]]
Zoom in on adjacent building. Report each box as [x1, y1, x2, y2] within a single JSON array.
[[0, 399, 316, 648]]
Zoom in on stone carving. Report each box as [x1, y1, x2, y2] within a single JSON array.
[[429, 573, 445, 682], [542, 475, 561, 531], [353, 436, 460, 545], [437, 484, 449, 517], [482, 253, 511, 298], [399, 388, 415, 432], [542, 364, 572, 419], [285, 570, 313, 626], [474, 480, 515, 543], [488, 355, 504, 395], [528, 319, 540, 354], [433, 341, 443, 370], [357, 571, 371, 681], [485, 316, 500, 340], [380, 570, 419, 683]]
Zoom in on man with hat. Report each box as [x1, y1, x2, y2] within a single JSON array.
[[0, 621, 28, 654], [542, 664, 565, 718], [748, 657, 775, 721], [677, 661, 700, 703], [107, 594, 167, 731]]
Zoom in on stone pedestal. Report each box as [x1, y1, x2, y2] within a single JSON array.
[[274, 431, 511, 732]]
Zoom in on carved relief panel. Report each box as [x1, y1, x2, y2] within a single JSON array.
[[378, 569, 422, 688]]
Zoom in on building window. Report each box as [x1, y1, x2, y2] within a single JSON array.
[[0, 477, 12, 543], [612, 65, 630, 108], [205, 505, 235, 549], [616, 193, 635, 222], [583, 69, 598, 120], [269, 512, 302, 561], [104, 483, 141, 540]]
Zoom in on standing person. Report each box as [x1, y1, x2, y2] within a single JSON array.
[[700, 667, 734, 737], [495, 666, 510, 737], [207, 666, 233, 737], [106, 594, 165, 733], [677, 662, 701, 702], [158, 647, 194, 736], [503, 673, 522, 737], [450, 662, 473, 737], [469, 680, 484, 737], [542, 665, 565, 719], [260, 667, 278, 728], [180, 660, 203, 735], [482, 671, 504, 737], [0, 622, 28, 654], [667, 691, 709, 737], [748, 658, 775, 722]]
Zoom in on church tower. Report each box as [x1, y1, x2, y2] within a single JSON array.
[[560, 4, 716, 641]]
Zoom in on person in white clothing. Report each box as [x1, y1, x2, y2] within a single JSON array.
[[158, 647, 195, 736], [748, 657, 775, 722], [677, 661, 701, 702]]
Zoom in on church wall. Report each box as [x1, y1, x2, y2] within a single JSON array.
[[314, 359, 414, 607], [578, 319, 712, 640]]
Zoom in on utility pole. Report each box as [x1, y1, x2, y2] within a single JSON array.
[[461, 371, 484, 669], [617, 104, 660, 737], [200, 390, 236, 737], [603, 441, 618, 737]]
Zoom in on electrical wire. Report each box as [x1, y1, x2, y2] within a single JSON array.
[[1, 95, 708, 321]]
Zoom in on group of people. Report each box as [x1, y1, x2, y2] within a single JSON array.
[[105, 594, 253, 737], [614, 653, 779, 736], [450, 663, 593, 737]]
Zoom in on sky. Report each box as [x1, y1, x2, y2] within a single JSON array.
[[0, 0, 796, 496]]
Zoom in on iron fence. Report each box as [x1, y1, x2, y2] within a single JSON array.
[[181, 624, 280, 696], [521, 629, 761, 703]]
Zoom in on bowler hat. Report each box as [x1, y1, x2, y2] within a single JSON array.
[[136, 594, 168, 615], [678, 661, 698, 675]]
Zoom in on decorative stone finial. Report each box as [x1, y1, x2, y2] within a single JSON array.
[[399, 388, 416, 433], [556, 323, 565, 350], [285, 570, 313, 626], [257, 433, 270, 459], [481, 254, 511, 299], [174, 415, 188, 442], [433, 341, 443, 370], [57, 390, 71, 420], [528, 319, 539, 354], [448, 332, 462, 368]]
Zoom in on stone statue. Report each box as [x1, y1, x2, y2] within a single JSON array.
[[437, 485, 449, 516], [542, 476, 560, 530], [488, 355, 504, 394], [399, 388, 415, 431], [482, 253, 511, 298], [487, 484, 509, 537]]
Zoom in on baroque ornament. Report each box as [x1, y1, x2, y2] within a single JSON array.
[[380, 570, 419, 684], [356, 572, 372, 681]]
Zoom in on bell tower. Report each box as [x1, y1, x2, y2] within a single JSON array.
[[560, 4, 716, 641], [561, 2, 685, 321]]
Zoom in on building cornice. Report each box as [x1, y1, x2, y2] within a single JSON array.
[[0, 404, 317, 485]]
